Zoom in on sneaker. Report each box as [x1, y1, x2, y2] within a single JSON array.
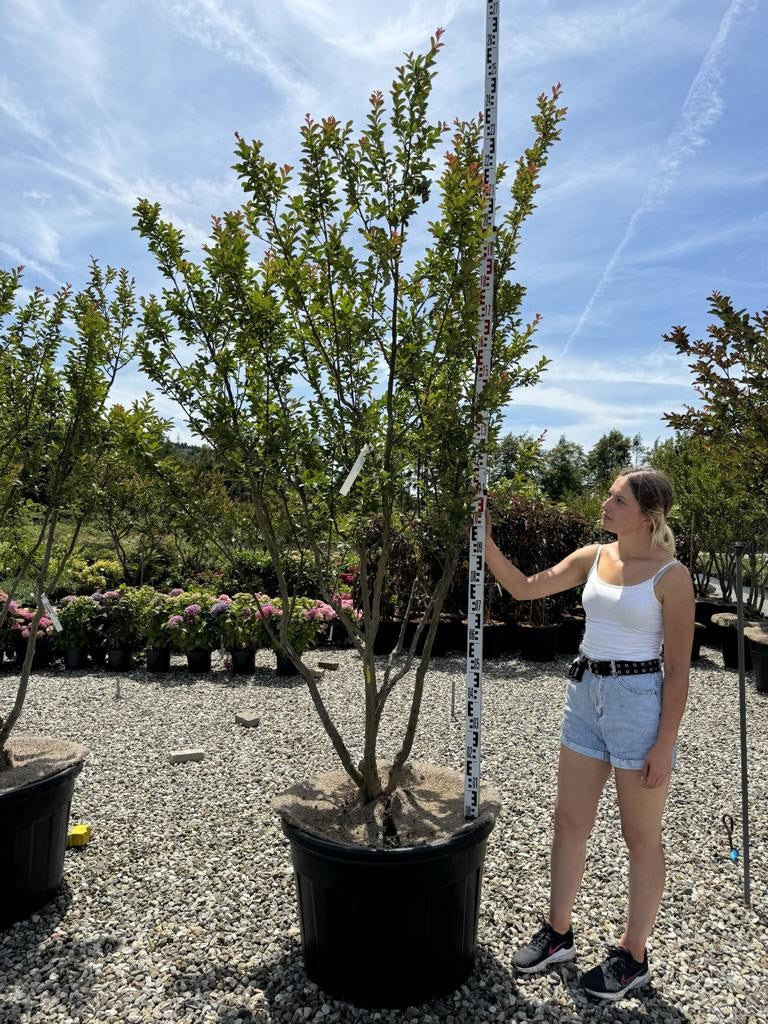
[[581, 944, 651, 1001], [512, 914, 577, 973]]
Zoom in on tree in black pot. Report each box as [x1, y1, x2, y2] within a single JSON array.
[[132, 32, 566, 1006], [0, 262, 137, 926]]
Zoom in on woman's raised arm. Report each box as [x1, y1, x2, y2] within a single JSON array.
[[485, 528, 598, 602]]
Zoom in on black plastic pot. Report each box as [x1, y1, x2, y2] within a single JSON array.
[[275, 652, 299, 676], [186, 649, 212, 673], [372, 620, 402, 655], [712, 619, 753, 671], [282, 814, 495, 1008], [106, 648, 132, 671], [558, 614, 585, 656], [88, 645, 106, 666], [0, 760, 84, 928], [517, 623, 561, 662], [748, 640, 768, 693], [63, 647, 89, 671], [695, 599, 737, 646], [230, 648, 256, 675], [146, 647, 171, 673], [691, 622, 706, 662]]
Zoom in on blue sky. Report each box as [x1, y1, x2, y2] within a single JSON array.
[[1, 0, 766, 453]]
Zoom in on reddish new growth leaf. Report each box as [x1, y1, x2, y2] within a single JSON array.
[[370, 90, 384, 107]]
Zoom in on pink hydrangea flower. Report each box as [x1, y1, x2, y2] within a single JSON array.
[[184, 604, 202, 618], [168, 615, 184, 629], [169, 588, 184, 597]]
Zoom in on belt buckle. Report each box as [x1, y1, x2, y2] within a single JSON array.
[[610, 659, 617, 677]]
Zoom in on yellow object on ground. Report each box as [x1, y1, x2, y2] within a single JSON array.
[[67, 823, 92, 848]]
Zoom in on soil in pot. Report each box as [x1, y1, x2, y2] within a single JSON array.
[[0, 735, 89, 928], [186, 649, 212, 673], [146, 647, 171, 672], [63, 647, 89, 671], [517, 622, 561, 662], [274, 761, 500, 1008], [230, 648, 256, 675]]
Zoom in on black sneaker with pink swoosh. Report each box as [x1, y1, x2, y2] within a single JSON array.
[[512, 913, 577, 973], [581, 944, 651, 1001]]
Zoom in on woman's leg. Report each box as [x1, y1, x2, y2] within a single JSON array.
[[548, 745, 612, 933], [613, 767, 671, 960]]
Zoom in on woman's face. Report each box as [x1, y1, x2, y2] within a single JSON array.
[[601, 476, 649, 534]]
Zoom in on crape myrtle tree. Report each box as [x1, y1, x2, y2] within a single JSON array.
[[663, 293, 768, 610], [133, 32, 566, 803], [0, 262, 137, 768]]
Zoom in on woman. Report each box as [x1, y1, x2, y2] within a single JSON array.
[[486, 467, 694, 1001]]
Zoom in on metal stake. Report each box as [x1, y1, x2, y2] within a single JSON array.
[[732, 540, 751, 907]]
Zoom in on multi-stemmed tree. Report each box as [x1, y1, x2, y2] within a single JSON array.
[[134, 33, 566, 804]]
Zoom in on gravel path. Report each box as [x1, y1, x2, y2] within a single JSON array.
[[1, 646, 767, 1024]]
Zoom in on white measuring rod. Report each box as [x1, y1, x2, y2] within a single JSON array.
[[465, 0, 500, 820]]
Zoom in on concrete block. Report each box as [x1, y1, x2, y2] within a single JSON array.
[[235, 710, 261, 728], [169, 748, 205, 764]]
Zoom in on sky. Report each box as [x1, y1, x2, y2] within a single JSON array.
[[1, 0, 766, 454]]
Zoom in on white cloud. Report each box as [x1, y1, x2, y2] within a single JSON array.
[[0, 74, 48, 140], [562, 0, 752, 354]]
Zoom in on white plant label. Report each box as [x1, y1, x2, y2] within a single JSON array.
[[339, 443, 372, 496], [465, 0, 500, 819], [41, 593, 63, 632]]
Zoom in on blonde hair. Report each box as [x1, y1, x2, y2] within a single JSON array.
[[618, 467, 676, 556]]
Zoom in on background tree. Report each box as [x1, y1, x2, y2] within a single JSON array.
[[664, 291, 768, 496], [584, 429, 634, 492], [538, 434, 586, 502], [487, 429, 545, 494], [0, 262, 136, 767], [134, 34, 566, 804]]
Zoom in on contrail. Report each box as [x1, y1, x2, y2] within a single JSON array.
[[562, 0, 751, 355]]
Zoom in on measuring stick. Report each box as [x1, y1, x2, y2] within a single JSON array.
[[464, 0, 500, 819]]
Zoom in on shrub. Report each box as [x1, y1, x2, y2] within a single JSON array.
[[54, 595, 100, 649]]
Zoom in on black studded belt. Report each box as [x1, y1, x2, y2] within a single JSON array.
[[568, 655, 661, 681]]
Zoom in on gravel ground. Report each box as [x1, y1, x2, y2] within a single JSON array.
[[1, 645, 767, 1024]]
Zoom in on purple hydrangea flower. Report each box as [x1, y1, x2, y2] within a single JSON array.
[[103, 590, 121, 600], [63, 595, 77, 603], [211, 601, 229, 618], [169, 588, 184, 597], [91, 592, 106, 603], [184, 604, 202, 618], [168, 615, 184, 629]]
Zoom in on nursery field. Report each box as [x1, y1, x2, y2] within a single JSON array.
[[1, 647, 767, 1024]]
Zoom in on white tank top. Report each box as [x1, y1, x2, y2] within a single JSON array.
[[580, 546, 678, 660]]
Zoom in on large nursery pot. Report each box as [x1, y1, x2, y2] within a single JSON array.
[[557, 613, 585, 656], [711, 613, 752, 671], [274, 762, 499, 1009], [746, 625, 768, 693], [695, 598, 737, 647], [0, 736, 88, 928], [517, 622, 561, 662], [146, 647, 171, 673], [230, 648, 256, 675], [275, 652, 299, 677], [691, 622, 707, 661], [106, 648, 132, 671], [186, 648, 212, 673], [63, 647, 89, 671]]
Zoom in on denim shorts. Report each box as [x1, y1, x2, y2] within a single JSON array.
[[560, 667, 676, 771]]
